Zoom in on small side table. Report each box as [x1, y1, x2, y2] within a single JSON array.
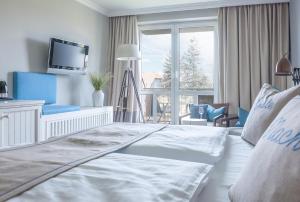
[[181, 117, 208, 126]]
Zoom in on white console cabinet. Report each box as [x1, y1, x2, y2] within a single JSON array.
[[0, 100, 44, 148], [0, 102, 113, 148]]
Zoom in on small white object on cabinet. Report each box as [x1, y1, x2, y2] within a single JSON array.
[[0, 100, 44, 148]]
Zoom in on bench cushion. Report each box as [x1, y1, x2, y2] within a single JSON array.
[[13, 72, 56, 104], [42, 105, 80, 115]]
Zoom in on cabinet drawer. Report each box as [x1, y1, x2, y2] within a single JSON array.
[[0, 109, 37, 147]]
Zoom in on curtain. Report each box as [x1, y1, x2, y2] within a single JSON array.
[[107, 15, 141, 123], [218, 3, 290, 112]]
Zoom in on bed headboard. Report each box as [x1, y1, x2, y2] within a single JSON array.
[[13, 72, 56, 104]]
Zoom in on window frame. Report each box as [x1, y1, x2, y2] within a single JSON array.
[[139, 20, 218, 124]]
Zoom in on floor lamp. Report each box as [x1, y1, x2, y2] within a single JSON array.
[[115, 44, 145, 123]]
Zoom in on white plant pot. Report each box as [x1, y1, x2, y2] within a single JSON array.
[[92, 90, 104, 107]]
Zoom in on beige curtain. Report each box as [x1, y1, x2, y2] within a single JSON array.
[[218, 3, 290, 112], [107, 15, 141, 122]]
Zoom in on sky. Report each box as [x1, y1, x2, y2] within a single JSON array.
[[141, 30, 215, 81], [141, 33, 171, 72]]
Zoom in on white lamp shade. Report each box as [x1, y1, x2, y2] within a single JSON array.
[[116, 44, 141, 61]]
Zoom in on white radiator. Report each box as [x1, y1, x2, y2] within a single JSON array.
[[40, 107, 113, 142]]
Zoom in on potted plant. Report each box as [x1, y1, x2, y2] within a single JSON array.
[[89, 73, 111, 107]]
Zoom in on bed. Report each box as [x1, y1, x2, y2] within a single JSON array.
[[0, 124, 252, 202], [118, 124, 228, 164]]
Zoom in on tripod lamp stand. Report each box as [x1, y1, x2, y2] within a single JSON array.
[[115, 44, 145, 123]]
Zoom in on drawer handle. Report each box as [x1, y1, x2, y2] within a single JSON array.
[[1, 115, 8, 119]]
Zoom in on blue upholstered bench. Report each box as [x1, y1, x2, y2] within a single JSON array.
[[42, 105, 80, 115], [13, 72, 80, 115]]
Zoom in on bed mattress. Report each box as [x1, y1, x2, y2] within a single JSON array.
[[119, 125, 228, 164], [195, 134, 254, 202]]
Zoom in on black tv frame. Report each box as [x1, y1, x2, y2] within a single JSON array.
[[47, 38, 89, 75]]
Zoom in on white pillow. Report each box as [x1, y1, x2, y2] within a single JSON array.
[[229, 95, 300, 202], [241, 83, 300, 145]]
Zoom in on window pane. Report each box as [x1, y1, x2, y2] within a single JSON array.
[[198, 95, 214, 105], [179, 95, 194, 116], [179, 27, 214, 90], [141, 94, 171, 123], [157, 95, 171, 123], [141, 29, 172, 89]]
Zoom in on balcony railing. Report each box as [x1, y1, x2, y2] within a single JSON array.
[[140, 89, 214, 124]]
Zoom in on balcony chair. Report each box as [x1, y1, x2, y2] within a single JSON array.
[[144, 94, 171, 123], [179, 103, 230, 127]]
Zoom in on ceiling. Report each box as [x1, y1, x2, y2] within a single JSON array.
[[75, 0, 290, 16], [93, 0, 217, 10]]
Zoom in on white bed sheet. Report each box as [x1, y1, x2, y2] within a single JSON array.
[[9, 153, 212, 202], [195, 134, 254, 202], [119, 125, 228, 164]]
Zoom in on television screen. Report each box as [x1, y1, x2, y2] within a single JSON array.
[[48, 38, 89, 74]]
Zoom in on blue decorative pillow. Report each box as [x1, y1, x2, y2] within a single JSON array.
[[235, 107, 249, 127], [190, 104, 208, 119], [207, 105, 225, 122]]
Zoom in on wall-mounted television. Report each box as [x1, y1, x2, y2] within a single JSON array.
[[47, 38, 89, 75]]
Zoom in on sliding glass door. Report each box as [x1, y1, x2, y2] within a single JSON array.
[[140, 21, 217, 124], [140, 28, 172, 123], [178, 26, 216, 121]]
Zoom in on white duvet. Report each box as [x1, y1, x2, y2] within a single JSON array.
[[10, 153, 213, 202], [119, 125, 228, 164], [197, 134, 254, 202]]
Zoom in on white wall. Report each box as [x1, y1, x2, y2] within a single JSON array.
[[0, 0, 108, 106], [290, 0, 300, 67]]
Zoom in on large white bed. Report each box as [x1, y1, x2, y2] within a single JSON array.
[[1, 124, 252, 202]]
